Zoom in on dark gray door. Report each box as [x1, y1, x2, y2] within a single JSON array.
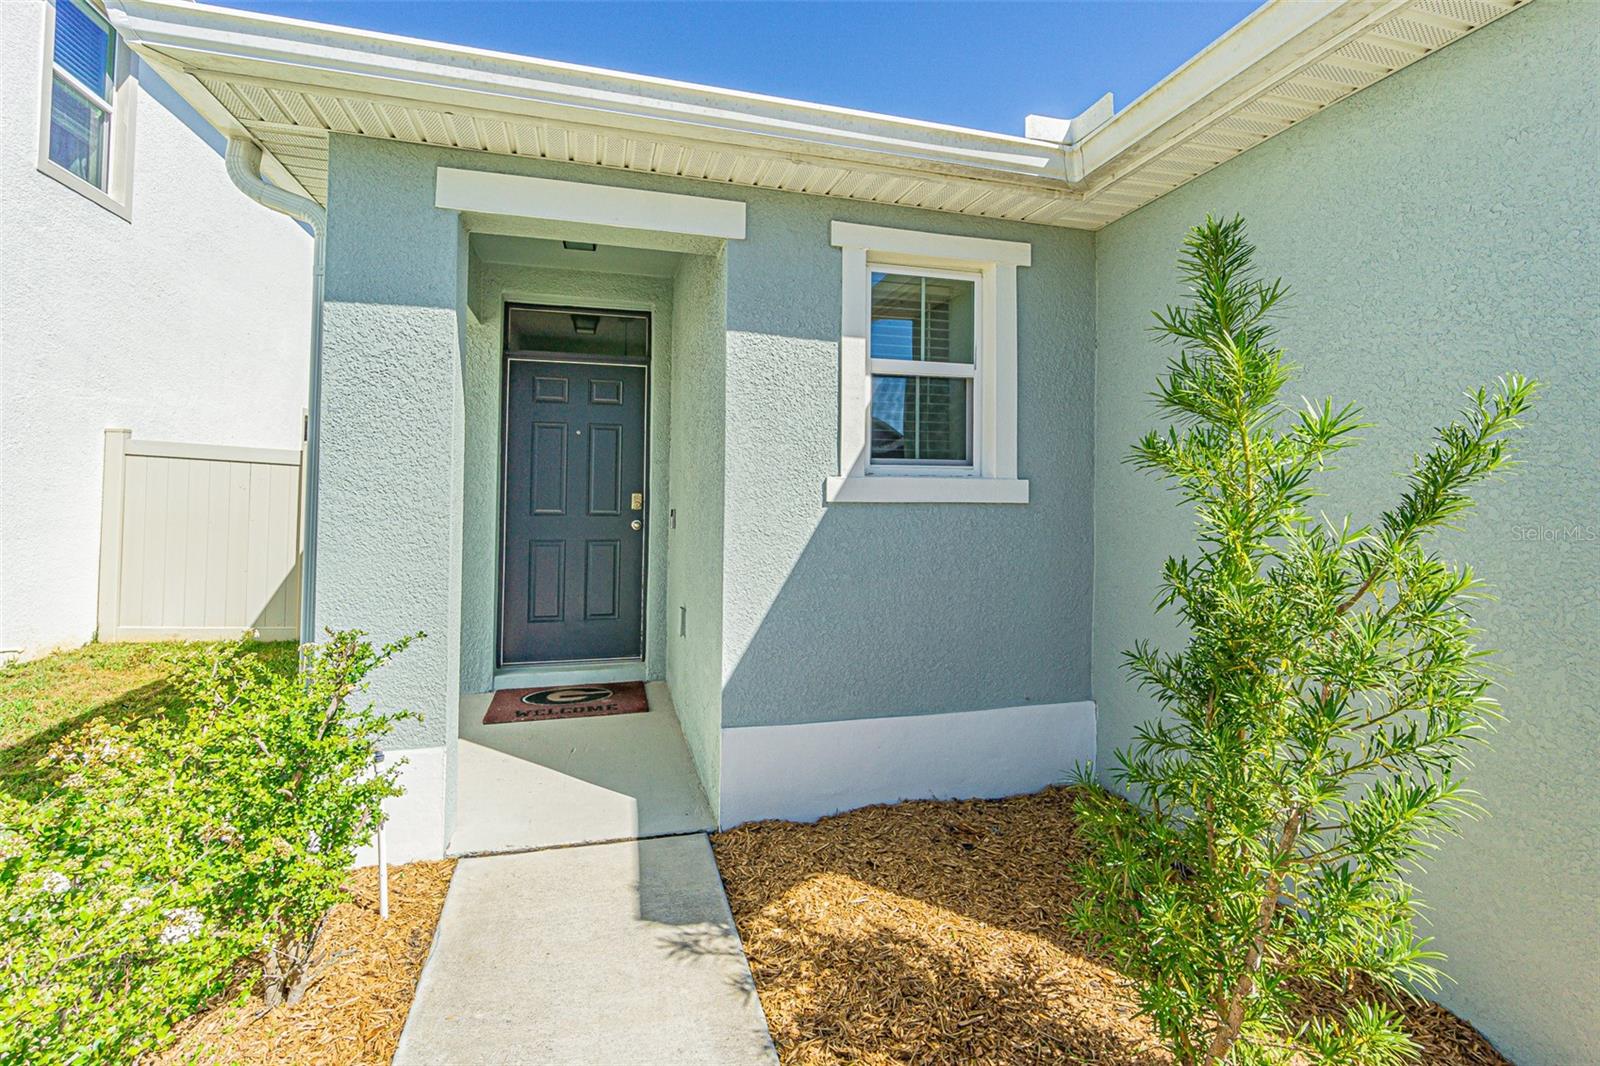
[[501, 360, 647, 664]]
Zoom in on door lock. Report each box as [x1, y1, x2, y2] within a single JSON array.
[[630, 519, 642, 531], [630, 492, 643, 511]]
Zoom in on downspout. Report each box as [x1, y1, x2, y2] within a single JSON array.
[[225, 137, 324, 644]]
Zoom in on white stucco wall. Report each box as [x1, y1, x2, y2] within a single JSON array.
[[0, 0, 313, 659]]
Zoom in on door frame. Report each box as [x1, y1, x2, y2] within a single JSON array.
[[496, 303, 653, 669]]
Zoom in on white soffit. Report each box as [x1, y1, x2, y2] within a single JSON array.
[[107, 0, 1528, 230]]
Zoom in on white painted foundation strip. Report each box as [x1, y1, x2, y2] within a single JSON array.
[[720, 700, 1095, 827], [354, 746, 448, 867], [435, 168, 747, 240]]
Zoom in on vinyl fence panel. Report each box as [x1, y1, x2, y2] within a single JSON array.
[[97, 429, 303, 642]]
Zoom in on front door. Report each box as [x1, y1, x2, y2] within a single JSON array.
[[500, 359, 647, 664]]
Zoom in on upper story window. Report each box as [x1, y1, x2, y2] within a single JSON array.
[[39, 0, 134, 217], [828, 222, 1031, 504]]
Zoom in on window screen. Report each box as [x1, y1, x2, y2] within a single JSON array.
[[48, 0, 115, 189]]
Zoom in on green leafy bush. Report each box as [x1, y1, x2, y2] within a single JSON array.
[[1071, 217, 1535, 1065], [0, 631, 415, 1064]]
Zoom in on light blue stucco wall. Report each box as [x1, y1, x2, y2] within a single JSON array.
[[1091, 3, 1599, 1062], [319, 134, 469, 829], [666, 250, 728, 811], [719, 197, 1096, 728]]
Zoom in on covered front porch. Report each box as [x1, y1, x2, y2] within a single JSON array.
[[316, 148, 747, 863], [443, 183, 741, 855]]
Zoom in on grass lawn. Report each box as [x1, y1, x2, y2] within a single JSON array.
[[713, 787, 1511, 1066], [0, 640, 297, 803]]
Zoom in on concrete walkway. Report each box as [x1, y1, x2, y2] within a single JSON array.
[[395, 834, 779, 1066]]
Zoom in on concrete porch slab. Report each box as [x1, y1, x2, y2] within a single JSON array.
[[394, 834, 779, 1066], [451, 681, 715, 856]]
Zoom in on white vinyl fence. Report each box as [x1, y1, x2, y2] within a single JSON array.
[[97, 428, 304, 642]]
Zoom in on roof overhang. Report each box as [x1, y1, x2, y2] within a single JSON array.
[[106, 0, 1527, 229]]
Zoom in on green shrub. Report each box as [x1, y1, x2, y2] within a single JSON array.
[[1071, 217, 1535, 1065], [0, 631, 415, 1065]]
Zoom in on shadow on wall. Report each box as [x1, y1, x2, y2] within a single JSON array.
[[720, 497, 1093, 730], [135, 56, 226, 157], [251, 563, 303, 639]]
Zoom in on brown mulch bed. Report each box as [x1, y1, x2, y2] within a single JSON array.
[[712, 786, 1509, 1066], [153, 860, 455, 1065]]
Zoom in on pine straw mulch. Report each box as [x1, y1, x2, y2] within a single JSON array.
[[151, 859, 455, 1066], [712, 786, 1510, 1066]]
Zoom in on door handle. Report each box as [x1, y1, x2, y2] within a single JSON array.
[[630, 520, 642, 531]]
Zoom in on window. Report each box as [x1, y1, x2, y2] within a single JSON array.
[[505, 305, 650, 361], [869, 270, 976, 466], [39, 0, 133, 215], [828, 222, 1031, 504]]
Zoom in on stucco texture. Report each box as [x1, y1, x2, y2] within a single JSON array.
[[320, 135, 465, 778], [1091, 3, 1599, 1062], [0, 1, 311, 659], [665, 248, 727, 812]]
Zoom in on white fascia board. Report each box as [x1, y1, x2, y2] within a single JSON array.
[[106, 0, 1071, 188], [436, 168, 746, 240], [1073, 0, 1412, 180], [831, 221, 1031, 267]]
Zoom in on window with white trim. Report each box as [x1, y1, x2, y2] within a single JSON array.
[[39, 0, 133, 215], [869, 267, 978, 467], [828, 221, 1031, 504]]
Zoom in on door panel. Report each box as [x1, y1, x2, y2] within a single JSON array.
[[502, 360, 647, 664], [528, 541, 564, 622], [530, 423, 567, 515], [584, 540, 620, 619], [587, 423, 623, 516]]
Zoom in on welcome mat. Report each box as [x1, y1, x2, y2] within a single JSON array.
[[483, 681, 649, 725]]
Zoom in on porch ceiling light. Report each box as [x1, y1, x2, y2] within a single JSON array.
[[562, 240, 598, 251], [571, 314, 600, 334]]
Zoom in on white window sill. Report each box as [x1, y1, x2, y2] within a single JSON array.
[[37, 160, 132, 221], [824, 476, 1030, 504]]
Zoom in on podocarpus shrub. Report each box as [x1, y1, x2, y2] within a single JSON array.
[[0, 631, 415, 1065], [1070, 217, 1535, 1065]]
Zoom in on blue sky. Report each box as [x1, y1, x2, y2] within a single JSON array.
[[211, 1, 1258, 135]]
